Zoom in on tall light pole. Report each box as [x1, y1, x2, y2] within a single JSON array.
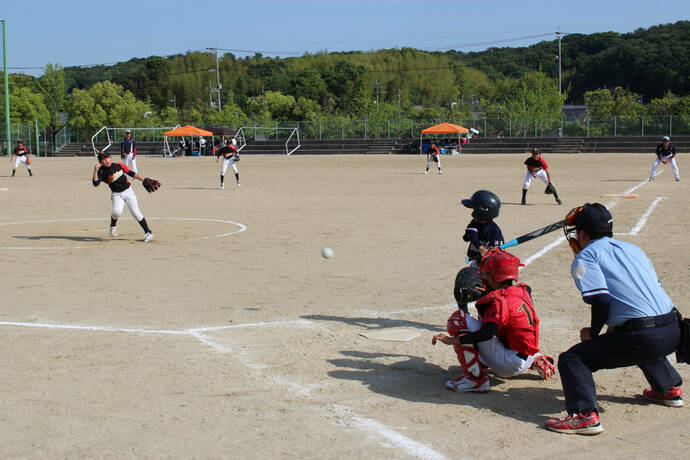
[[206, 48, 222, 112], [556, 31, 562, 94], [2, 20, 10, 154]]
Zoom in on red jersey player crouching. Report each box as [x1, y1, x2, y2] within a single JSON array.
[[92, 151, 157, 242], [432, 248, 555, 392]]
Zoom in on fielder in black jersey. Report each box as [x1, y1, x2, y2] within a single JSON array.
[[92, 151, 153, 242], [521, 148, 562, 205], [649, 136, 680, 181], [11, 140, 33, 176]]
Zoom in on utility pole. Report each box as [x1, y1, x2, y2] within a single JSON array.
[[2, 20, 10, 154], [171, 94, 176, 111], [374, 80, 381, 113], [556, 31, 562, 94], [214, 49, 221, 112], [205, 48, 222, 112]]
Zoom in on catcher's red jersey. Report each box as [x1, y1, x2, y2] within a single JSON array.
[[476, 284, 540, 356]]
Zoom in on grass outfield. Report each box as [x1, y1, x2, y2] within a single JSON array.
[[1, 154, 688, 458]]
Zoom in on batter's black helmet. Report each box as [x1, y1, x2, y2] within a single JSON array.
[[461, 190, 501, 220]]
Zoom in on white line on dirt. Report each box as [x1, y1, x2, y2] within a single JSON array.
[[0, 320, 186, 335], [189, 319, 313, 332], [188, 331, 232, 353], [339, 409, 451, 460], [630, 197, 664, 235]]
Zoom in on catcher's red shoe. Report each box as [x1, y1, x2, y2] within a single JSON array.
[[530, 355, 556, 380], [643, 386, 684, 407], [545, 412, 603, 435]]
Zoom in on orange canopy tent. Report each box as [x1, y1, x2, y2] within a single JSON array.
[[420, 122, 469, 135], [420, 122, 468, 155], [164, 125, 213, 137], [163, 125, 213, 157]]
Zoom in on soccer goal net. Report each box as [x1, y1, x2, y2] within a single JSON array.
[[234, 126, 300, 155], [91, 126, 175, 156]]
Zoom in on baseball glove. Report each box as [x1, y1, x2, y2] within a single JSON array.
[[142, 177, 161, 193], [234, 154, 240, 162], [453, 267, 483, 308]]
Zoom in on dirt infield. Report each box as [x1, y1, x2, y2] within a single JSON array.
[[1, 153, 688, 459]]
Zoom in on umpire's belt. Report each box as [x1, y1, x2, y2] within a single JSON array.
[[619, 309, 678, 331]]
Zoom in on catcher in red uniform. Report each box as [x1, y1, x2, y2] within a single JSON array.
[[432, 248, 555, 392]]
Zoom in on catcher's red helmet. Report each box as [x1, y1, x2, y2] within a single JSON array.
[[479, 248, 523, 284]]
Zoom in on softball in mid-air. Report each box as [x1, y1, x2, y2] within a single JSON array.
[[321, 247, 334, 259]]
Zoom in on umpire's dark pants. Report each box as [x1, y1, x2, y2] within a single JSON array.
[[558, 310, 682, 414]]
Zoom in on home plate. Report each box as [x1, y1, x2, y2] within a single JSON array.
[[360, 328, 421, 342]]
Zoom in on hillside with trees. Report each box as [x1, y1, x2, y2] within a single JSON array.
[[2, 20, 689, 142]]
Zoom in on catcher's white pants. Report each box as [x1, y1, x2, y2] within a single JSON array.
[[122, 153, 137, 173], [111, 187, 144, 222], [464, 310, 538, 377], [426, 155, 441, 170], [650, 155, 679, 179], [522, 169, 549, 189], [13, 156, 31, 170], [221, 157, 238, 175]]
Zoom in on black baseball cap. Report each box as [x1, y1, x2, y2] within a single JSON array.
[[575, 203, 613, 238], [531, 147, 540, 154], [98, 151, 111, 161]]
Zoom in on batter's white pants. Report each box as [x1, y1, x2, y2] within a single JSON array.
[[13, 156, 31, 170], [426, 156, 441, 170], [464, 311, 538, 377], [221, 157, 238, 175], [522, 169, 549, 189], [111, 187, 144, 222], [123, 153, 137, 173], [650, 155, 680, 179]]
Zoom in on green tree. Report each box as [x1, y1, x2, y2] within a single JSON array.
[[9, 87, 50, 125], [504, 71, 566, 135], [37, 64, 67, 133], [67, 81, 148, 135]]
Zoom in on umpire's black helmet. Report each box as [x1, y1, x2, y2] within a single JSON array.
[[461, 190, 501, 220]]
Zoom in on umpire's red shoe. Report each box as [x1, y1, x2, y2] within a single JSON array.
[[545, 412, 603, 435], [643, 386, 684, 407]]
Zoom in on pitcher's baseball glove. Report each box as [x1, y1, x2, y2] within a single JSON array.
[[142, 177, 161, 193]]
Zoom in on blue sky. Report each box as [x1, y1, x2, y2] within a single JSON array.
[[2, 0, 689, 76]]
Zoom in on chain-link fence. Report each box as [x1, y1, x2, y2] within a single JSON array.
[[8, 115, 688, 152], [0, 121, 61, 156], [239, 116, 689, 140]]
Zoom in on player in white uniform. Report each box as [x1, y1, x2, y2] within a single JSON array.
[[11, 140, 33, 176], [649, 136, 680, 181], [120, 130, 137, 173], [216, 139, 240, 189], [521, 148, 562, 205]]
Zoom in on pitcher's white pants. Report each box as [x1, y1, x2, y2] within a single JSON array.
[[111, 187, 144, 221], [463, 310, 538, 377], [522, 169, 549, 189], [650, 155, 680, 179]]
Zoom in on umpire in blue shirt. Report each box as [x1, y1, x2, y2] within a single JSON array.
[[546, 203, 683, 435]]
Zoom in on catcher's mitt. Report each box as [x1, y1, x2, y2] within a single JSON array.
[[142, 177, 161, 193]]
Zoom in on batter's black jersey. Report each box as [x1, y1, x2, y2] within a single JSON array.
[[13, 146, 28, 156], [656, 143, 676, 158], [94, 162, 135, 193], [524, 156, 547, 171], [463, 219, 504, 262]]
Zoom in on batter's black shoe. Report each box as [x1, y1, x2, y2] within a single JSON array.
[[556, 198, 562, 205]]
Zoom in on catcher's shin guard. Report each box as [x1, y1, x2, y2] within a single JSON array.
[[447, 310, 486, 385]]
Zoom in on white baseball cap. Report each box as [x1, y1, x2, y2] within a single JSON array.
[[662, 136, 670, 141]]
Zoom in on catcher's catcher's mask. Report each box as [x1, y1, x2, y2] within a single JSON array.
[[564, 203, 613, 255]]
